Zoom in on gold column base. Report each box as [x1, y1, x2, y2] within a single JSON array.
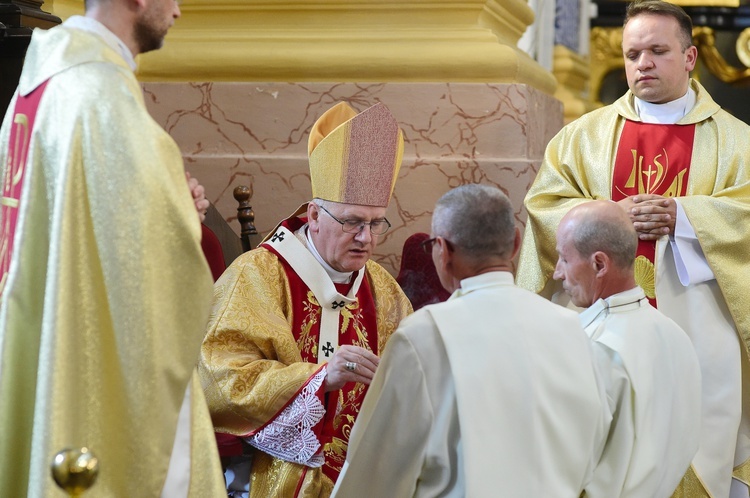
[[45, 0, 557, 94], [552, 45, 595, 123]]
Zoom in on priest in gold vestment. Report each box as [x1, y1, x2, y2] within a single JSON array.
[[518, 2, 750, 496], [0, 5, 226, 498], [199, 102, 413, 497]]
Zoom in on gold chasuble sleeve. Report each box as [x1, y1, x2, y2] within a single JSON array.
[[0, 25, 224, 498], [676, 110, 750, 346], [200, 248, 321, 433], [517, 105, 624, 294]]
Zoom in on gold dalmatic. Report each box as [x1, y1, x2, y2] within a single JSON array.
[[0, 24, 223, 497], [611, 121, 696, 307]]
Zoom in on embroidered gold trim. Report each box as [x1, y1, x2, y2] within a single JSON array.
[[634, 255, 655, 299]]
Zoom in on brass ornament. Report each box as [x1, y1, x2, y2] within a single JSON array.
[[694, 27, 750, 84], [51, 447, 99, 497]]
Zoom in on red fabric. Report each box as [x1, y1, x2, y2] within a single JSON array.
[[1, 79, 50, 297], [612, 121, 696, 307], [396, 232, 451, 310], [260, 216, 380, 483], [201, 224, 226, 282], [215, 432, 243, 457]]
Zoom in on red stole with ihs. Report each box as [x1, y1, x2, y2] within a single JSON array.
[[611, 120, 695, 306]]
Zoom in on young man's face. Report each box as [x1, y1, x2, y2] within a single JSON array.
[[622, 13, 697, 104], [308, 202, 387, 273], [134, 0, 181, 54], [553, 221, 598, 308]]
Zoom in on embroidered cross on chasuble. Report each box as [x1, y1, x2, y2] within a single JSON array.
[[0, 80, 50, 297], [611, 121, 696, 307], [262, 217, 379, 482]]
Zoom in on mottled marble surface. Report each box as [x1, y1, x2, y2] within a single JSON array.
[[143, 82, 563, 275]]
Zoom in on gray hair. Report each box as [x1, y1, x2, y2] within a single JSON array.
[[570, 210, 637, 269], [431, 184, 516, 261]]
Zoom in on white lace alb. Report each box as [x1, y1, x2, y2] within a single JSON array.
[[245, 369, 327, 467]]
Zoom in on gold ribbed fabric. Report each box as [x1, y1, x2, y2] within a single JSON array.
[[733, 457, 750, 488], [0, 25, 224, 497], [670, 465, 711, 498]]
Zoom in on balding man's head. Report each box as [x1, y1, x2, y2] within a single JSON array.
[[565, 201, 637, 270], [554, 201, 638, 307]]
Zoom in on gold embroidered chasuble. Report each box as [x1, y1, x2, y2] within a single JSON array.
[[199, 214, 412, 497], [0, 25, 225, 497], [518, 79, 750, 495]]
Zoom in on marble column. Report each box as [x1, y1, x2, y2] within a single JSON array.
[[47, 0, 563, 275]]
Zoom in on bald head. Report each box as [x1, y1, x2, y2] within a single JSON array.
[[554, 201, 638, 307], [563, 201, 638, 270]]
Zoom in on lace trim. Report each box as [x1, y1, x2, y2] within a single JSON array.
[[245, 369, 327, 467]]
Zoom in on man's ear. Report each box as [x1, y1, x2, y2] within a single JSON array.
[[685, 45, 698, 72], [510, 227, 522, 260], [436, 237, 453, 270], [591, 251, 609, 277], [307, 203, 321, 232]]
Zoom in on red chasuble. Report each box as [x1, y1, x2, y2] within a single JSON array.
[[261, 217, 379, 483], [0, 80, 50, 296], [611, 121, 695, 306]]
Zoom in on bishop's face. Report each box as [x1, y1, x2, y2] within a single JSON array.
[[134, 0, 181, 55], [308, 202, 387, 273]]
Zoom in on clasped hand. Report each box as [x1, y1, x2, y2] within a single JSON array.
[[617, 194, 676, 240]]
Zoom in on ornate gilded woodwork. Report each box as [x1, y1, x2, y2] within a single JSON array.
[[590, 24, 750, 106], [589, 26, 624, 106]]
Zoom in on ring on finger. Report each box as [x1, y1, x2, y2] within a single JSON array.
[[345, 361, 357, 372]]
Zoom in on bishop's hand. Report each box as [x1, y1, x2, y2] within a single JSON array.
[[324, 345, 379, 392]]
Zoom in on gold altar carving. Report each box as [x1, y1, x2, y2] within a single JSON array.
[[43, 0, 557, 95], [590, 24, 750, 106], [553, 44, 596, 123], [589, 26, 625, 107]]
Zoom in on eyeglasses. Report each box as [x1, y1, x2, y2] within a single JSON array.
[[421, 237, 437, 254], [317, 204, 392, 235]]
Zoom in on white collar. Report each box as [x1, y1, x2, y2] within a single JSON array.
[[64, 16, 138, 71], [579, 286, 648, 330], [634, 86, 696, 124], [303, 226, 356, 284], [451, 271, 514, 300]]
